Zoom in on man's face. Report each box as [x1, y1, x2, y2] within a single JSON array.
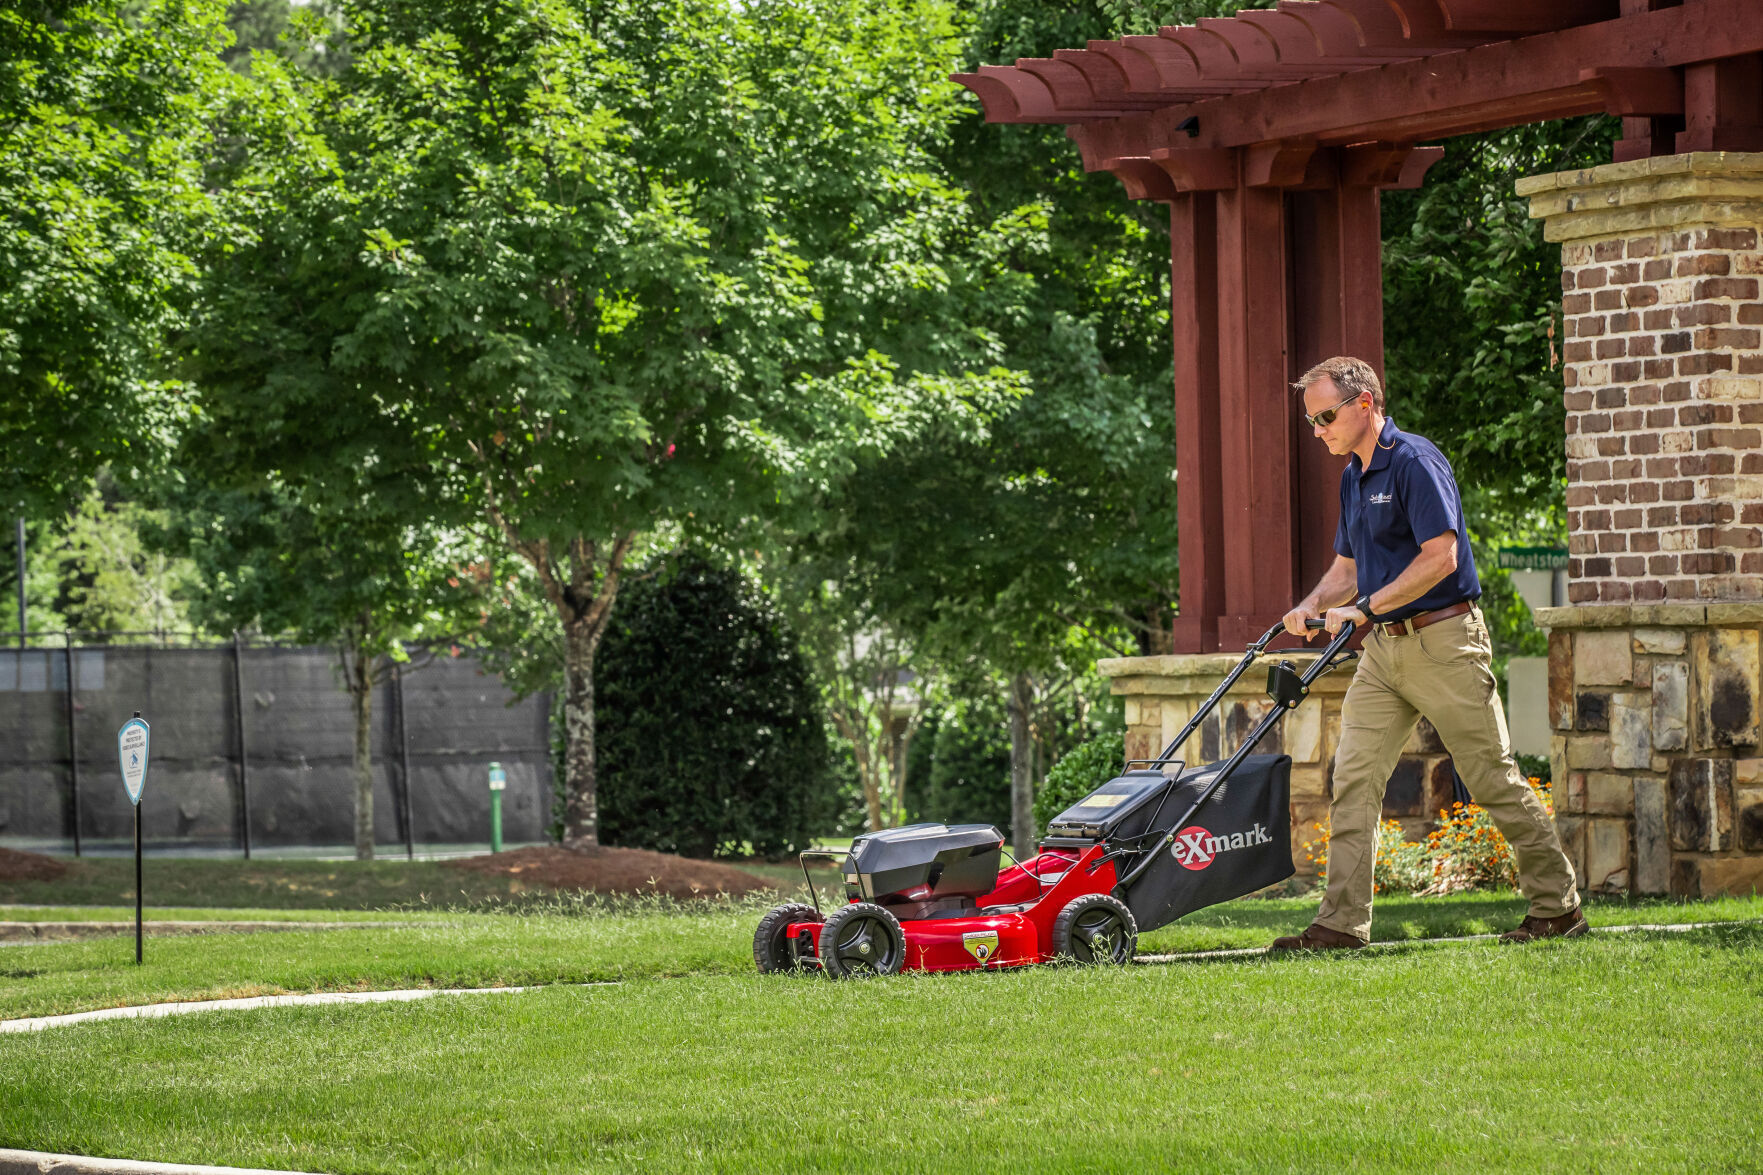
[[1303, 375, 1371, 456]]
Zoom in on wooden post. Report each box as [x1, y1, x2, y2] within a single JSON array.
[[1170, 192, 1225, 653]]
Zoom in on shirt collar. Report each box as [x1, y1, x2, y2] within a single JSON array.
[[1354, 417, 1400, 474]]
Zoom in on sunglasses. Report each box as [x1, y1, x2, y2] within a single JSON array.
[[1304, 390, 1364, 429]]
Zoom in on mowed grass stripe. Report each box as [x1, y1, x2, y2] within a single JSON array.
[[3, 892, 1762, 1021], [2, 925, 1758, 1174]]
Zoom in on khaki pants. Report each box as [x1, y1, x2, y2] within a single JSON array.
[[1316, 606, 1579, 941]]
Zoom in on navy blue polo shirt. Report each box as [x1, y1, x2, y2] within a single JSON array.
[[1334, 419, 1480, 622]]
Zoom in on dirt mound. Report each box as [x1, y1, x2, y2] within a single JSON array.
[[0, 846, 69, 882], [444, 844, 775, 900]]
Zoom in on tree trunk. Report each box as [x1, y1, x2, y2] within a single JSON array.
[[347, 638, 374, 862], [861, 755, 883, 833], [1008, 671, 1034, 859], [830, 708, 883, 833], [505, 531, 632, 849], [560, 615, 603, 846], [890, 718, 915, 827]]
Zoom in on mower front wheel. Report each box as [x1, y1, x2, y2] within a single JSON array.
[[1052, 894, 1138, 966], [753, 903, 821, 974], [818, 902, 906, 979]]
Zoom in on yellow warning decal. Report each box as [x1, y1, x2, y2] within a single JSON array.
[[1077, 793, 1129, 809], [962, 930, 1000, 963]]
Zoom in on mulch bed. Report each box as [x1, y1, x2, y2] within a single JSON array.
[[0, 846, 69, 883], [444, 844, 775, 900]]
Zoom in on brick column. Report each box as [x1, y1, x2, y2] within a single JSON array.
[[1520, 153, 1763, 898]]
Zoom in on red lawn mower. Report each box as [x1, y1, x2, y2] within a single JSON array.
[[754, 619, 1358, 977]]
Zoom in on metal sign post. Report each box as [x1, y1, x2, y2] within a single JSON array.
[[488, 762, 506, 854], [118, 712, 149, 965]]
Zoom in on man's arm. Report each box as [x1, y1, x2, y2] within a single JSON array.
[[1283, 554, 1358, 637], [1321, 532, 1458, 633]]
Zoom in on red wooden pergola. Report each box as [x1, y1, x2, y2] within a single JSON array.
[[953, 0, 1763, 652]]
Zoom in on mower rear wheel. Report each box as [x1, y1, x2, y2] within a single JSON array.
[[818, 902, 906, 979], [753, 903, 822, 974], [1052, 894, 1138, 965]]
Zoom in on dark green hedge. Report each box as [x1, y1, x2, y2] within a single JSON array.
[[596, 554, 846, 858]]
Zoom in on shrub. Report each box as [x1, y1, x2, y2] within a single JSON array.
[[596, 554, 849, 858], [912, 695, 1011, 829], [1303, 778, 1554, 895], [1032, 736, 1124, 838]]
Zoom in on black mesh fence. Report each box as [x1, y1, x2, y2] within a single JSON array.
[[0, 634, 552, 857]]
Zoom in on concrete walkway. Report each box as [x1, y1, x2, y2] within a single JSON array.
[[0, 1149, 324, 1175], [0, 985, 600, 1034]]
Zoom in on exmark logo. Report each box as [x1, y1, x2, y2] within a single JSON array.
[[1169, 823, 1274, 871]]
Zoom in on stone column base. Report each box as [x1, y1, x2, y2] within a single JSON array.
[[1538, 602, 1763, 897], [1096, 651, 1463, 880]]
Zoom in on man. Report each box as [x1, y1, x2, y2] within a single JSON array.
[[1273, 356, 1585, 950]]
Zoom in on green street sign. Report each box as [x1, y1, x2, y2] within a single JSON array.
[[1496, 546, 1568, 571]]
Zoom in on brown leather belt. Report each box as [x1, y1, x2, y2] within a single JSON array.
[[1375, 601, 1473, 637]]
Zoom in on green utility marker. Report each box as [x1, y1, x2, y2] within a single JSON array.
[[488, 761, 506, 853]]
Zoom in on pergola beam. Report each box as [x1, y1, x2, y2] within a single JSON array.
[[1066, 0, 1754, 170]]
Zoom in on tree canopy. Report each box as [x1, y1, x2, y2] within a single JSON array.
[[0, 0, 239, 516], [1, 0, 1603, 852], [179, 0, 1034, 844]]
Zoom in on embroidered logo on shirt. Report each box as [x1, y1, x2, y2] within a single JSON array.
[[1368, 491, 1393, 504]]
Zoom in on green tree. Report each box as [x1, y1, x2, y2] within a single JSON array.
[[0, 0, 234, 517], [595, 554, 840, 859], [53, 479, 198, 635], [913, 692, 1011, 829], [801, 0, 1186, 855], [222, 0, 347, 76], [1383, 117, 1620, 522], [183, 0, 1025, 849], [784, 568, 929, 834]]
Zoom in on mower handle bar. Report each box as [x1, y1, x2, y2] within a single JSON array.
[[1133, 617, 1341, 775], [1109, 617, 1360, 896]]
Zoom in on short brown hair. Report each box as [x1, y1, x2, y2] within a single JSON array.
[[1293, 356, 1383, 412]]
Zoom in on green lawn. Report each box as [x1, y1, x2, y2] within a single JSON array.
[[2, 892, 1759, 1021], [3, 919, 1758, 1173]]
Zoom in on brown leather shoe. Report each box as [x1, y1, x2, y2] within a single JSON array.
[[1499, 908, 1590, 943], [1269, 923, 1368, 952]]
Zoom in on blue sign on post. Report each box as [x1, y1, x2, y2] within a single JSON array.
[[118, 716, 150, 805]]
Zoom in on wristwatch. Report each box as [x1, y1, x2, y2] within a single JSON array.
[[1354, 594, 1377, 622]]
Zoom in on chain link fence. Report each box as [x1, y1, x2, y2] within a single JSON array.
[[0, 633, 552, 858]]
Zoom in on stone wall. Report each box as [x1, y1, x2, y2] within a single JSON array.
[[1523, 152, 1763, 898], [1098, 651, 1468, 879], [1540, 604, 1763, 898]]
